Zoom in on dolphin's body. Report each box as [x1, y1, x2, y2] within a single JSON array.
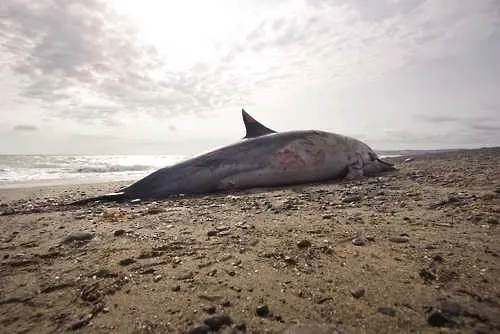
[[69, 110, 394, 205]]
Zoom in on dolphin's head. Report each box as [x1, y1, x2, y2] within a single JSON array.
[[362, 151, 396, 176]]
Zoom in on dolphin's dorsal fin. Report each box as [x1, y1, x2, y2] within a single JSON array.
[[242, 109, 277, 139]]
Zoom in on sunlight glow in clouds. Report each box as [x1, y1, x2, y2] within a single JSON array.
[[0, 0, 499, 154]]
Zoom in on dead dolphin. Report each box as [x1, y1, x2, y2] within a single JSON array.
[[68, 110, 395, 205]]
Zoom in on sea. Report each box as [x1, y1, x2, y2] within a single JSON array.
[[0, 154, 186, 188], [0, 153, 403, 188]]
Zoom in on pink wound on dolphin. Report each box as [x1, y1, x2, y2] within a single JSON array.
[[276, 150, 305, 170]]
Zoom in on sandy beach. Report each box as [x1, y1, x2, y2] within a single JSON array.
[[0, 147, 499, 333]]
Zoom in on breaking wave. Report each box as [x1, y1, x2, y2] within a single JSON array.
[[0, 154, 185, 186], [73, 164, 153, 173]]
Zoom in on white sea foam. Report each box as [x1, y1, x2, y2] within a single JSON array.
[[0, 154, 185, 187]]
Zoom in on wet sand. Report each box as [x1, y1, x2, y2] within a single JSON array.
[[0, 147, 499, 333]]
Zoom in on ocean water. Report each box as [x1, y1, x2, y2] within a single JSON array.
[[0, 155, 186, 188]]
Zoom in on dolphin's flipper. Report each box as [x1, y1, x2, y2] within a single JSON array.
[[242, 109, 277, 139], [65, 192, 126, 206]]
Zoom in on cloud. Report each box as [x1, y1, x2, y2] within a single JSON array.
[[0, 0, 242, 122], [13, 124, 37, 131], [416, 114, 500, 133], [0, 0, 499, 153], [417, 115, 459, 124]]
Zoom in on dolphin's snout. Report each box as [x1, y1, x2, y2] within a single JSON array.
[[363, 158, 396, 176]]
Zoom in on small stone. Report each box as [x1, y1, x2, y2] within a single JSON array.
[[377, 307, 396, 317], [203, 314, 233, 331], [432, 254, 444, 263], [207, 230, 218, 237], [67, 314, 93, 330], [62, 231, 93, 244], [177, 271, 194, 280], [420, 268, 437, 281], [388, 236, 410, 243], [201, 305, 216, 314], [113, 229, 125, 237], [153, 275, 162, 282], [171, 285, 181, 292], [221, 300, 231, 307], [256, 304, 270, 317], [351, 288, 365, 299], [342, 195, 361, 203], [186, 323, 210, 334], [352, 236, 368, 246], [118, 258, 136, 266], [297, 239, 311, 249], [426, 308, 456, 327], [440, 299, 462, 316], [487, 217, 498, 225], [147, 206, 165, 214]]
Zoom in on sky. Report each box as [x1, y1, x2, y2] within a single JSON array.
[[0, 0, 499, 155]]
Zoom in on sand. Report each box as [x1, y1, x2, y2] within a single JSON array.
[[0, 148, 499, 334]]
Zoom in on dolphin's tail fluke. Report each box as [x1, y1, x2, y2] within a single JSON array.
[[65, 192, 127, 206]]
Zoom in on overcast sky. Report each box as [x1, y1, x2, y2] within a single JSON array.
[[1, 0, 499, 154]]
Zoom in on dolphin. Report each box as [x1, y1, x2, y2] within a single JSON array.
[[68, 110, 395, 205]]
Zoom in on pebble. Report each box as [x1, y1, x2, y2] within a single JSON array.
[[203, 314, 233, 331], [153, 275, 162, 282], [201, 305, 216, 314], [388, 236, 410, 243], [171, 285, 181, 292], [118, 258, 136, 266], [146, 206, 165, 214], [352, 236, 368, 246], [256, 304, 270, 317], [342, 195, 361, 203], [297, 239, 311, 249], [377, 307, 397, 317], [351, 288, 366, 299], [177, 271, 194, 280], [419, 268, 437, 281], [207, 230, 218, 237], [487, 217, 498, 225], [62, 231, 93, 244], [113, 229, 125, 237], [439, 299, 462, 316], [426, 308, 456, 327], [186, 323, 211, 334]]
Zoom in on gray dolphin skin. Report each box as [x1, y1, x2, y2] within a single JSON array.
[[68, 110, 395, 205]]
